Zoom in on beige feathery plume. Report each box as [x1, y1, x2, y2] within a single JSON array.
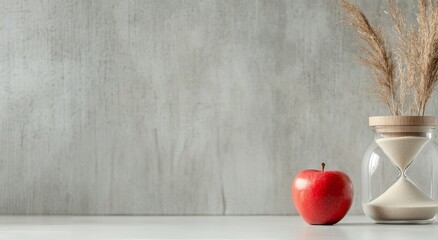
[[340, 0, 438, 116], [339, 0, 398, 115]]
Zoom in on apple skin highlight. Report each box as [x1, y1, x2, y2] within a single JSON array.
[[292, 163, 354, 225]]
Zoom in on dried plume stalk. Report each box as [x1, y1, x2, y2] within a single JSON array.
[[340, 0, 438, 116], [417, 0, 438, 115], [339, 0, 398, 115], [387, 0, 417, 114]]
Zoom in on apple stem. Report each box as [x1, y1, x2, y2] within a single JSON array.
[[321, 162, 326, 172]]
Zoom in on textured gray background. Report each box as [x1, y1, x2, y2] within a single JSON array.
[[0, 0, 437, 215]]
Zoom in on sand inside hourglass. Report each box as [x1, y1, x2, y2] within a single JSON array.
[[363, 136, 438, 221]]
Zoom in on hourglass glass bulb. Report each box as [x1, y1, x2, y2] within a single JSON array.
[[376, 136, 428, 171]]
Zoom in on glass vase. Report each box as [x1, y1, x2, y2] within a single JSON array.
[[362, 116, 438, 223]]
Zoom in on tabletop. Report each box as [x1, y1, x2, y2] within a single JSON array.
[[0, 215, 436, 239]]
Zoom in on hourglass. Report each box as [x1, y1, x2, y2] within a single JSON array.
[[362, 117, 438, 223]]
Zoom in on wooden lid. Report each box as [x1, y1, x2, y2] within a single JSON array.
[[369, 116, 438, 127]]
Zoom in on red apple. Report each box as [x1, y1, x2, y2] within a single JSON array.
[[292, 163, 353, 225]]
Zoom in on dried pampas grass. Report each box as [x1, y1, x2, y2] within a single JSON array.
[[340, 0, 438, 116]]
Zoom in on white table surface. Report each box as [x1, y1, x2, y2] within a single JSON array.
[[0, 215, 436, 240]]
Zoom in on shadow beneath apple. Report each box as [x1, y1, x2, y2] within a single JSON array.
[[297, 225, 348, 240], [335, 222, 375, 226]]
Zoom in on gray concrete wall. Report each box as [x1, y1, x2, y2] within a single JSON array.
[[0, 0, 436, 214]]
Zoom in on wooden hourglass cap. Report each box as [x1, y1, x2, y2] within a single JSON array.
[[369, 116, 438, 127], [369, 116, 438, 134]]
